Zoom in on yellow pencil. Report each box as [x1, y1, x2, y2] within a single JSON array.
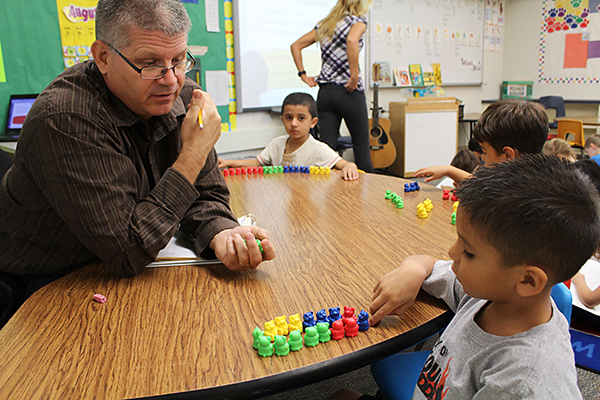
[[198, 109, 203, 129]]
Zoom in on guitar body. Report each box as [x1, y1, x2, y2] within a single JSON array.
[[369, 64, 397, 169], [369, 118, 397, 169]]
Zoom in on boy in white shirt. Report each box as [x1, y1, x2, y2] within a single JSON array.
[[218, 93, 359, 180]]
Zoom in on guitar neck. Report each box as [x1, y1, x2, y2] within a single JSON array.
[[372, 82, 379, 127]]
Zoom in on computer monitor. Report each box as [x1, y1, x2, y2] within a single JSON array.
[[1, 94, 38, 142]]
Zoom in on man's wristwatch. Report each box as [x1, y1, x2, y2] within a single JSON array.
[[298, 70, 306, 77]]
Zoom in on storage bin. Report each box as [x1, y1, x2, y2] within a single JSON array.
[[501, 81, 533, 100]]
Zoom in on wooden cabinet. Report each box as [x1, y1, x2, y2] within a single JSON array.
[[387, 97, 459, 178]]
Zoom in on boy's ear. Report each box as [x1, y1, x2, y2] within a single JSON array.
[[515, 265, 548, 298], [310, 117, 318, 129], [501, 146, 520, 161]]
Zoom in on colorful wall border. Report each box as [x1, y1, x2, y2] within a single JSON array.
[[223, 0, 236, 131]]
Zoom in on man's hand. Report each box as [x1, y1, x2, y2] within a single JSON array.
[[210, 226, 276, 271], [173, 89, 222, 183]]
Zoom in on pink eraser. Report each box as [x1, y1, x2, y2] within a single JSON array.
[[93, 294, 107, 303]]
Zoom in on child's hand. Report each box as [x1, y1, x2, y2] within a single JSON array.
[[341, 162, 359, 180], [218, 158, 230, 169], [370, 256, 433, 325], [414, 165, 450, 182]]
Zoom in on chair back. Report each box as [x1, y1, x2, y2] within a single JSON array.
[[551, 282, 572, 324], [312, 123, 353, 156], [538, 96, 566, 130], [557, 119, 585, 148]]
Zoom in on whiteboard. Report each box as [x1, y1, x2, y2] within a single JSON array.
[[232, 0, 337, 111], [368, 0, 486, 86]]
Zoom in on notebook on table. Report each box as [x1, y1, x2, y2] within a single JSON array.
[[0, 94, 38, 142]]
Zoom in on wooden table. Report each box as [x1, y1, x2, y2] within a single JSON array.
[[0, 172, 456, 399]]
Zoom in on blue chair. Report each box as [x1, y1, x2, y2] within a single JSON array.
[[370, 283, 572, 400], [311, 124, 353, 157], [551, 282, 572, 324], [538, 96, 566, 136], [336, 136, 353, 156]]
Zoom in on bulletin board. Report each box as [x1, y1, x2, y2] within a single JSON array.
[[539, 0, 600, 84], [0, 0, 234, 132], [368, 0, 486, 87]]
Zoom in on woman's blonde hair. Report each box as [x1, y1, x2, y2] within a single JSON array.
[[316, 0, 372, 41], [543, 138, 577, 162]]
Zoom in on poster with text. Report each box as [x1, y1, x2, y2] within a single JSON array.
[[57, 0, 97, 69]]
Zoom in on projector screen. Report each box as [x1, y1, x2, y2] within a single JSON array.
[[233, 0, 337, 111]]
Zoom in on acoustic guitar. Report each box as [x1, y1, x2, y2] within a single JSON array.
[[369, 64, 397, 169]]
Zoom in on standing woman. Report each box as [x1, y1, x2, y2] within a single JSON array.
[[291, 0, 374, 173]]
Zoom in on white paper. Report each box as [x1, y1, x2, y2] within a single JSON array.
[[205, 70, 230, 106], [571, 258, 600, 316], [205, 0, 220, 32], [436, 177, 455, 190], [148, 215, 256, 267]]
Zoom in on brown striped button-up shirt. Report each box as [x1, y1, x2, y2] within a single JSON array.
[[0, 61, 239, 277]]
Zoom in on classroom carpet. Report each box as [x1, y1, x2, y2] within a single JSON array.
[[571, 329, 600, 374]]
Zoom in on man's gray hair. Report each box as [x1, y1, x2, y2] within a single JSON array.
[[96, 0, 191, 49]]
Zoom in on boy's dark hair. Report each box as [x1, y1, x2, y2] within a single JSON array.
[[282, 92, 317, 119], [570, 159, 600, 196], [468, 138, 483, 154], [456, 154, 600, 284], [473, 99, 548, 156], [451, 149, 479, 173]]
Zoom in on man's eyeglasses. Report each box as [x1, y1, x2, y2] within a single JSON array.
[[108, 44, 196, 80]]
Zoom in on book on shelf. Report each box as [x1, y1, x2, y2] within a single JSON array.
[[422, 66, 435, 85], [408, 64, 423, 86], [432, 63, 443, 85], [393, 67, 411, 86], [374, 61, 393, 86]]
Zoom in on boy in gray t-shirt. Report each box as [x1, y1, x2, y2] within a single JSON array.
[[368, 155, 600, 399]]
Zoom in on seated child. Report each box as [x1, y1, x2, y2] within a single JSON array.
[[584, 134, 600, 165], [368, 155, 600, 399], [437, 149, 480, 190], [414, 99, 548, 183], [572, 263, 600, 308], [450, 148, 480, 173], [218, 92, 359, 180], [543, 138, 577, 162]]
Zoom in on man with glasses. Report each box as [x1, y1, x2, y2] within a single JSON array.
[[0, 0, 275, 295]]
